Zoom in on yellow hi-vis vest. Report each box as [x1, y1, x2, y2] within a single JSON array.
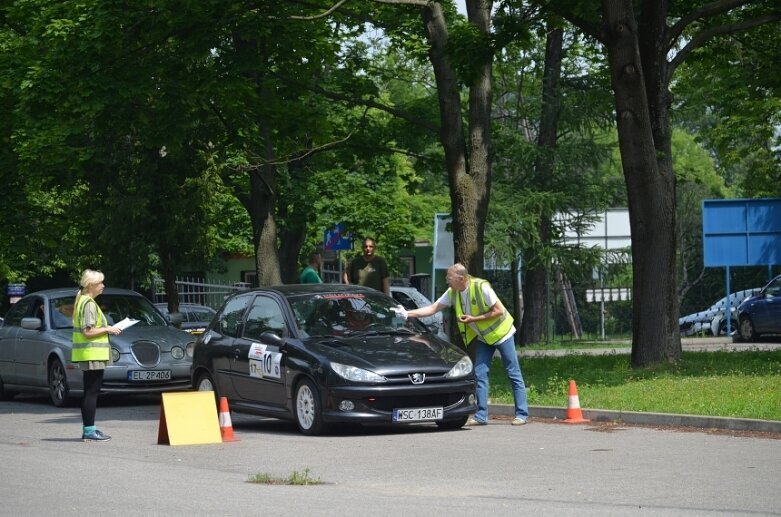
[[71, 295, 110, 362], [450, 277, 514, 346]]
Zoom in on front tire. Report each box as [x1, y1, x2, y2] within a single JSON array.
[[294, 378, 329, 436], [195, 371, 219, 405], [739, 317, 758, 342], [0, 376, 17, 401], [48, 358, 71, 407], [718, 319, 738, 336]]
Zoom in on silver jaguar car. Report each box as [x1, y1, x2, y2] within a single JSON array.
[[0, 288, 195, 406]]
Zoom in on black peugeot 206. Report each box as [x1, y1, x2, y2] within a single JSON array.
[[191, 284, 476, 435]]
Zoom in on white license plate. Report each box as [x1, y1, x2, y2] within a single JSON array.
[[127, 370, 172, 381], [392, 407, 443, 422]]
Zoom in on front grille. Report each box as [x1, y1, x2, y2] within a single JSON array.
[[131, 341, 161, 367], [384, 373, 449, 383], [367, 393, 466, 411]]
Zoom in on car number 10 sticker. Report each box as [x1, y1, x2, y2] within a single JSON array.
[[248, 343, 281, 379]]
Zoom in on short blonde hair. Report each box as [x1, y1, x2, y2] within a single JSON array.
[[79, 269, 105, 290]]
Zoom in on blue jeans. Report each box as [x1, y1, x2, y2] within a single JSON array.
[[472, 335, 529, 423]]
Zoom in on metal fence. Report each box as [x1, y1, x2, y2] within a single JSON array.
[[153, 277, 250, 310]]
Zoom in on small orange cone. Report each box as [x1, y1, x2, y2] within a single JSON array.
[[563, 379, 589, 424], [218, 397, 240, 442]]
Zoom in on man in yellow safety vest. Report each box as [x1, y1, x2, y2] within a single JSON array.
[[402, 263, 529, 426]]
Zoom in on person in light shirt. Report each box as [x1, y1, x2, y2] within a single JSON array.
[[401, 263, 529, 426]]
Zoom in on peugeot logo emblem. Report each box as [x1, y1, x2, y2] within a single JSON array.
[[409, 373, 425, 384]]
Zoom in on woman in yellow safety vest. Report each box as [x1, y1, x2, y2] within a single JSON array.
[[401, 263, 529, 426], [72, 269, 122, 442]]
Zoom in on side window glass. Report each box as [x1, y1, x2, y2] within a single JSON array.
[[193, 308, 213, 322], [31, 299, 46, 329], [51, 297, 74, 329], [393, 292, 417, 311], [4, 299, 32, 327], [243, 296, 286, 341], [219, 296, 251, 338]]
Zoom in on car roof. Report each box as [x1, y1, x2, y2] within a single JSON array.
[[154, 302, 214, 308], [230, 283, 383, 299], [390, 286, 422, 294], [22, 287, 146, 299]]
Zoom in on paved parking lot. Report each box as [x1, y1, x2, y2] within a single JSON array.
[[1, 395, 779, 516]]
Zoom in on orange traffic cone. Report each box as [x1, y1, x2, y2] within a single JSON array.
[[563, 379, 589, 424], [218, 397, 240, 442]]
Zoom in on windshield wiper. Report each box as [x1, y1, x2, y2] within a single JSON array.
[[352, 328, 415, 337]]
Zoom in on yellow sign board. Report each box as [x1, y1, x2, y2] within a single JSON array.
[[157, 391, 222, 446]]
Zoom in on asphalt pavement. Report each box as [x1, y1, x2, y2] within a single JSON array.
[[1, 396, 779, 516]]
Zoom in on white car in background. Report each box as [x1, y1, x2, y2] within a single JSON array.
[[679, 288, 760, 337], [390, 286, 448, 339]]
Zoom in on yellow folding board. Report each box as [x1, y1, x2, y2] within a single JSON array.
[[157, 391, 223, 446]]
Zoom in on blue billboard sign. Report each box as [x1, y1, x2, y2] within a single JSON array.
[[323, 223, 351, 251], [703, 198, 781, 267]]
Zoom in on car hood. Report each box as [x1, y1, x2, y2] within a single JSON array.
[[114, 325, 194, 350], [56, 325, 193, 351], [678, 309, 720, 324], [304, 333, 465, 375], [738, 294, 764, 310]]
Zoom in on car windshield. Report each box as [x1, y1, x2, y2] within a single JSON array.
[[51, 294, 168, 329], [764, 277, 781, 297], [288, 291, 425, 338]]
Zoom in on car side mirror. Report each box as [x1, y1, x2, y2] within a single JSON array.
[[168, 312, 184, 327], [21, 317, 42, 330], [260, 331, 285, 348]]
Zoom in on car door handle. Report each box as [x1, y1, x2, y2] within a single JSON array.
[[233, 348, 242, 360]]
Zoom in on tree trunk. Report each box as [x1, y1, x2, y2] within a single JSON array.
[[160, 244, 179, 314], [520, 261, 547, 344], [601, 0, 680, 366], [277, 155, 314, 284], [243, 123, 282, 286], [422, 1, 493, 276], [278, 223, 307, 284], [520, 24, 562, 345], [510, 254, 523, 339]]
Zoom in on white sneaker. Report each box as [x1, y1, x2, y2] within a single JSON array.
[[511, 418, 527, 426]]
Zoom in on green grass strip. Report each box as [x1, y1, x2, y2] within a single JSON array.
[[489, 350, 781, 421]]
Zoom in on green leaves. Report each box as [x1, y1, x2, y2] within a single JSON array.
[[446, 20, 495, 86]]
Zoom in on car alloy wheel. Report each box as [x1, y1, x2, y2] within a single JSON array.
[[195, 372, 218, 404], [718, 319, 738, 336], [294, 379, 329, 436], [739, 317, 758, 342], [48, 358, 70, 407]]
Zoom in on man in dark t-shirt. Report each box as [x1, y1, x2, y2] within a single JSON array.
[[344, 237, 390, 294]]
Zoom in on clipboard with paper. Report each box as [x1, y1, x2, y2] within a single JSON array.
[[114, 317, 140, 330]]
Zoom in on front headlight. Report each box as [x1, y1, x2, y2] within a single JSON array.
[[445, 356, 473, 378], [110, 347, 120, 363], [185, 342, 194, 358], [171, 346, 184, 360], [331, 362, 386, 383]]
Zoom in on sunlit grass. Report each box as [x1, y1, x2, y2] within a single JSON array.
[[247, 468, 324, 485], [489, 350, 781, 420]]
